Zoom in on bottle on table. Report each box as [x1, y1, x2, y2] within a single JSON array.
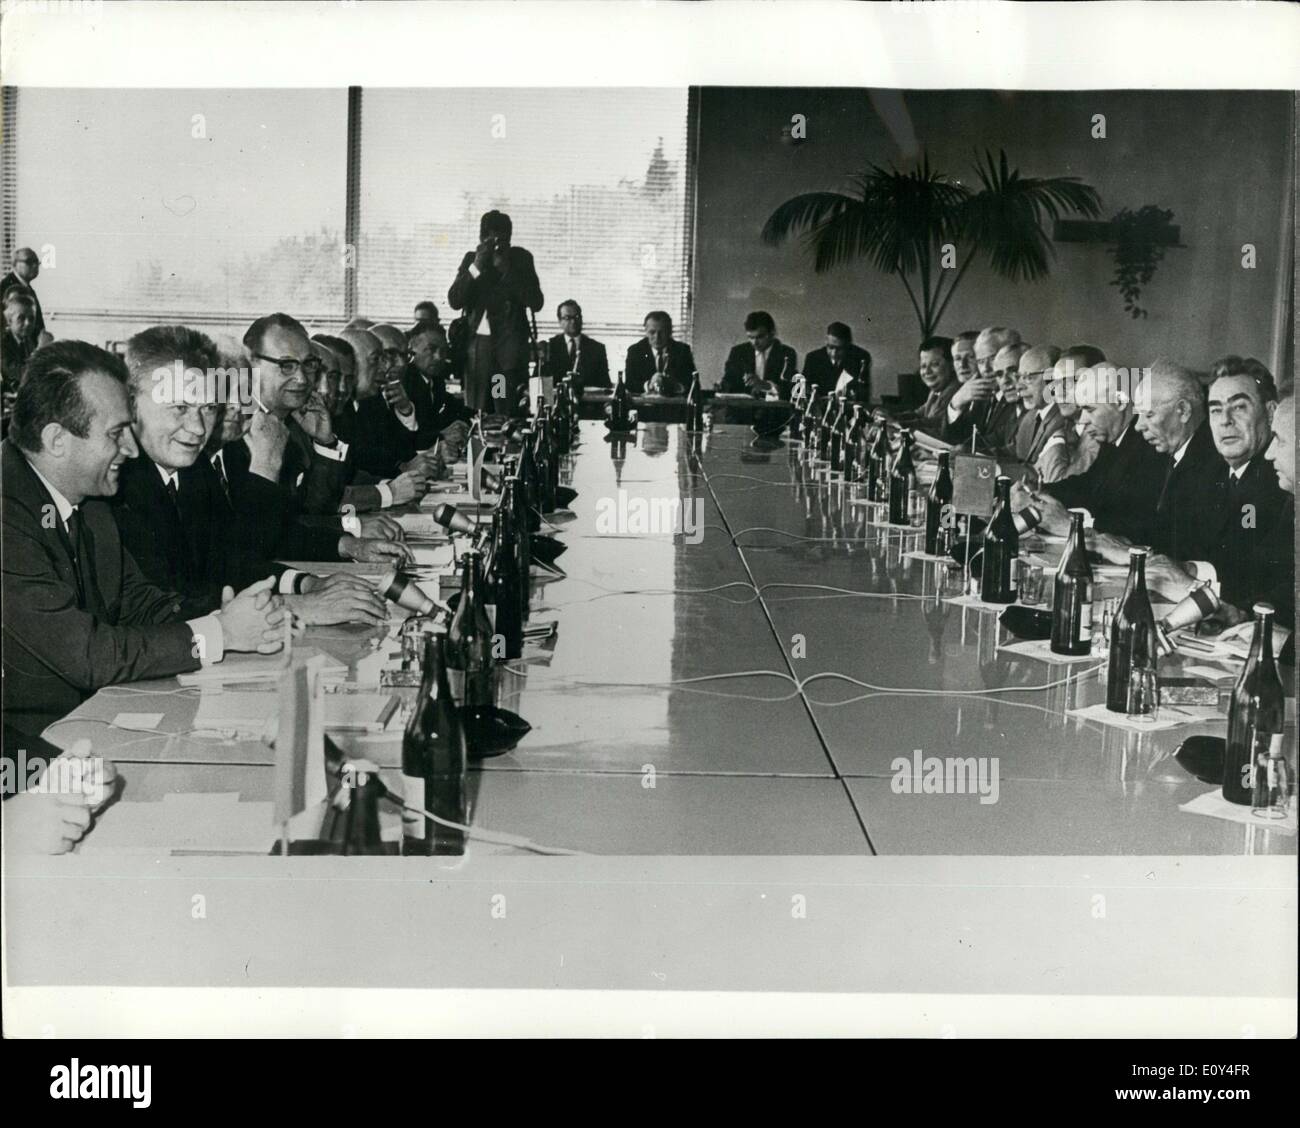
[[888, 429, 916, 526], [978, 474, 1018, 603], [843, 404, 867, 483], [829, 396, 846, 472], [518, 426, 541, 533], [491, 487, 525, 660], [816, 394, 836, 461], [925, 450, 954, 556], [867, 417, 891, 502], [788, 378, 807, 440], [608, 372, 632, 430], [685, 372, 705, 431], [446, 548, 497, 724], [401, 631, 468, 856], [1105, 547, 1158, 714], [1049, 508, 1093, 655], [502, 474, 531, 621], [1225, 602, 1285, 806]]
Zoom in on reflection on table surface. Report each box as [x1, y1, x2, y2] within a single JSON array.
[[43, 422, 1296, 856]]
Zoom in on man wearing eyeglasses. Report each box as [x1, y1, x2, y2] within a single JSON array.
[[1, 247, 46, 339], [449, 209, 545, 417], [227, 313, 410, 568], [543, 300, 610, 395], [113, 327, 389, 628], [1012, 345, 1072, 478]]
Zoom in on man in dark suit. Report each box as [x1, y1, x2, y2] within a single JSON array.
[[2, 342, 288, 737], [946, 336, 1026, 454], [403, 322, 475, 454], [448, 209, 544, 416], [1201, 358, 1293, 622], [624, 310, 696, 396], [333, 328, 420, 480], [113, 326, 389, 628], [1022, 364, 1168, 544], [721, 310, 799, 398], [2, 289, 40, 432], [1, 247, 45, 338], [800, 322, 872, 401], [542, 299, 610, 393]]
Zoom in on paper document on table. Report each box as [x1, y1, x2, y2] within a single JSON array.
[[177, 647, 346, 687], [1179, 788, 1297, 835], [1066, 701, 1218, 732], [411, 543, 456, 569], [110, 712, 165, 731], [78, 794, 277, 855]]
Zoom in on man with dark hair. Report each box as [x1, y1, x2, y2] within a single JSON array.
[[405, 321, 474, 457], [2, 290, 40, 430], [2, 340, 288, 736], [800, 322, 871, 401], [624, 311, 695, 396], [113, 327, 388, 628], [448, 209, 544, 416], [1, 247, 46, 338], [542, 299, 610, 393], [903, 334, 959, 437], [413, 301, 440, 329], [721, 310, 799, 398], [227, 313, 411, 566]]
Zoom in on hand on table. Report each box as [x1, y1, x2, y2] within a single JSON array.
[[359, 512, 404, 541], [340, 535, 413, 566], [216, 576, 292, 654], [3, 739, 117, 854], [285, 577, 388, 626], [385, 469, 427, 507]]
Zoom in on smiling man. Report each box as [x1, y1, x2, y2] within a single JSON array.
[[2, 341, 288, 736], [112, 327, 388, 628]]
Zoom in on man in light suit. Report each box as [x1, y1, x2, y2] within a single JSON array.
[[2, 341, 287, 737], [721, 310, 799, 398], [448, 209, 545, 416], [543, 299, 610, 393], [624, 310, 696, 396], [1013, 344, 1072, 477]]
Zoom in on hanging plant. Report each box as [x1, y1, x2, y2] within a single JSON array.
[[1109, 205, 1175, 319]]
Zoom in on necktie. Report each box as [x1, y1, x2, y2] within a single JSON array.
[[755, 347, 766, 380], [569, 338, 578, 370], [923, 390, 941, 417], [63, 508, 86, 606], [657, 348, 667, 375], [213, 454, 232, 504], [165, 477, 180, 511]]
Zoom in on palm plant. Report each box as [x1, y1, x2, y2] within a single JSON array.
[[761, 149, 1102, 339]]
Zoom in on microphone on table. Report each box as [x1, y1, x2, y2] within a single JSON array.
[[1156, 582, 1220, 654], [377, 570, 451, 620], [433, 503, 489, 547]]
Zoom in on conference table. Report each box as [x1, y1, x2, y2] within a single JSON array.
[[8, 418, 1296, 1030], [38, 420, 1296, 858]]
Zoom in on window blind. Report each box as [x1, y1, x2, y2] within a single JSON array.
[[3, 88, 348, 351], [354, 88, 693, 367]]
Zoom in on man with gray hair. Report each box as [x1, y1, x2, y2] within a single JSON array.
[[1012, 344, 1069, 476], [946, 326, 1022, 448]]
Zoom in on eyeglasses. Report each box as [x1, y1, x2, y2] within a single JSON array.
[[253, 352, 323, 379], [378, 349, 414, 368]]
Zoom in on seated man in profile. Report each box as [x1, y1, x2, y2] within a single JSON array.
[[2, 290, 40, 429], [543, 299, 610, 394], [1025, 361, 1167, 545], [403, 321, 474, 459], [113, 326, 389, 628], [624, 310, 696, 395], [2, 342, 289, 737], [800, 322, 871, 402], [943, 327, 1011, 447], [721, 310, 799, 398], [1046, 345, 1108, 479]]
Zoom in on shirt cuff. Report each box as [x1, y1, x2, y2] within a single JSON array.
[[341, 512, 362, 537], [468, 262, 481, 278], [1185, 561, 1220, 593], [313, 439, 349, 462], [946, 402, 963, 423], [395, 406, 418, 432], [188, 614, 225, 666], [278, 569, 303, 595], [376, 481, 394, 508]]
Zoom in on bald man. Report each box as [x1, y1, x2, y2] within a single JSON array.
[[1012, 345, 1071, 476], [335, 328, 425, 480], [1025, 363, 1168, 544], [947, 327, 1024, 449], [1, 247, 45, 338]]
